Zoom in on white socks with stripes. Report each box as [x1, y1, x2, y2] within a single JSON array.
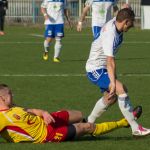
[[118, 93, 138, 132]]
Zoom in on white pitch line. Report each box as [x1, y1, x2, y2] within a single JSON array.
[[0, 41, 150, 44], [0, 73, 150, 77], [29, 34, 150, 44]]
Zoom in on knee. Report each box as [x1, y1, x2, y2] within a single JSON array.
[[103, 94, 117, 105], [76, 111, 83, 120], [78, 123, 95, 132]]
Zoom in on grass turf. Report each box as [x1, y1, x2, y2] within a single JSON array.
[[0, 25, 150, 149]]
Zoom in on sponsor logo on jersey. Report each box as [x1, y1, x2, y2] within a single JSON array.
[[13, 114, 21, 120], [27, 120, 35, 125]]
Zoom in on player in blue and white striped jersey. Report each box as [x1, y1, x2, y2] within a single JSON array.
[[86, 8, 150, 137], [77, 0, 119, 40], [41, 0, 71, 62]]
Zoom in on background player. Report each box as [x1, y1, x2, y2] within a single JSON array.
[[77, 0, 119, 40], [41, 0, 71, 62]]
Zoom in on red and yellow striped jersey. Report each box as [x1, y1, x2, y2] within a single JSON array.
[[0, 107, 47, 143]]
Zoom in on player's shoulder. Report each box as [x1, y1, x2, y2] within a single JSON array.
[[10, 106, 25, 112], [102, 18, 116, 34]]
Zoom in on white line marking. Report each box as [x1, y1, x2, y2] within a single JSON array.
[[0, 73, 150, 77], [28, 34, 150, 44], [0, 41, 150, 44]]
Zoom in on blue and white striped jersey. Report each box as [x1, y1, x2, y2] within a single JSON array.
[[86, 17, 123, 72], [41, 0, 67, 25], [85, 0, 118, 27]]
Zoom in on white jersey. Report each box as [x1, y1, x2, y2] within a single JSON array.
[[85, 0, 118, 27], [86, 17, 123, 72], [41, 0, 67, 25]]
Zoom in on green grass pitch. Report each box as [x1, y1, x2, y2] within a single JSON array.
[[0, 25, 150, 149]]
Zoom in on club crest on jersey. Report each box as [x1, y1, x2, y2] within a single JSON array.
[[13, 114, 21, 120]]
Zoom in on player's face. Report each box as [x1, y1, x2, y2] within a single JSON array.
[[4, 90, 13, 107], [123, 19, 134, 32]]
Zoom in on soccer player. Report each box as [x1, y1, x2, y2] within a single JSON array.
[[77, 0, 119, 40], [0, 84, 143, 143], [0, 0, 8, 35], [41, 0, 71, 62], [85, 8, 150, 136]]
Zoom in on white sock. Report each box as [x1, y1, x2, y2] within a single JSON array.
[[118, 93, 139, 132], [88, 97, 108, 123], [54, 37, 62, 58], [44, 40, 49, 52]]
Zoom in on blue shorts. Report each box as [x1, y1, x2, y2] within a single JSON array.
[[45, 24, 64, 38], [92, 26, 102, 40], [87, 69, 110, 93]]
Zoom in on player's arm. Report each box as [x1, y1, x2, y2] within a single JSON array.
[[26, 108, 55, 125], [41, 0, 49, 20], [106, 56, 116, 99], [77, 5, 90, 32], [102, 29, 116, 99], [64, 8, 72, 29], [41, 7, 49, 20], [4, 0, 8, 10], [113, 5, 119, 16]]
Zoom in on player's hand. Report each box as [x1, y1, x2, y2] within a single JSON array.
[[42, 111, 55, 125], [44, 14, 49, 20], [108, 83, 116, 100], [77, 21, 82, 32]]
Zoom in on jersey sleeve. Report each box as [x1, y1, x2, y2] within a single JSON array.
[[41, 0, 48, 8], [102, 29, 115, 57], [85, 0, 93, 7], [0, 116, 8, 132]]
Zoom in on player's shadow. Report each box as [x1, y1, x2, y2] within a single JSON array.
[[74, 135, 136, 142], [63, 59, 86, 62]]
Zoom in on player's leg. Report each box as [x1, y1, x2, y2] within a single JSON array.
[[74, 105, 143, 138], [0, 16, 5, 35], [73, 119, 128, 138], [116, 80, 150, 136], [43, 25, 54, 60], [87, 69, 117, 123], [67, 110, 83, 123], [54, 37, 62, 62], [53, 24, 64, 63]]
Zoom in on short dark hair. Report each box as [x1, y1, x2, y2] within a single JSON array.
[[0, 84, 10, 93], [116, 8, 135, 22]]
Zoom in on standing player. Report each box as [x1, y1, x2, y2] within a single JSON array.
[[0, 0, 8, 35], [41, 0, 71, 62], [85, 8, 150, 136], [77, 0, 119, 40]]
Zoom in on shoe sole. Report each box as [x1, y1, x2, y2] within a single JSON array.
[[133, 132, 150, 138]]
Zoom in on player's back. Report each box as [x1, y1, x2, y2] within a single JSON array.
[[92, 0, 117, 26], [0, 107, 47, 143]]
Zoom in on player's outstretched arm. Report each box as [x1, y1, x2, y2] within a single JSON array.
[[26, 109, 55, 125], [77, 6, 90, 32]]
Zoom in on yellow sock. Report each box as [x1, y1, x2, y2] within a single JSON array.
[[92, 119, 129, 136], [93, 122, 118, 136]]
